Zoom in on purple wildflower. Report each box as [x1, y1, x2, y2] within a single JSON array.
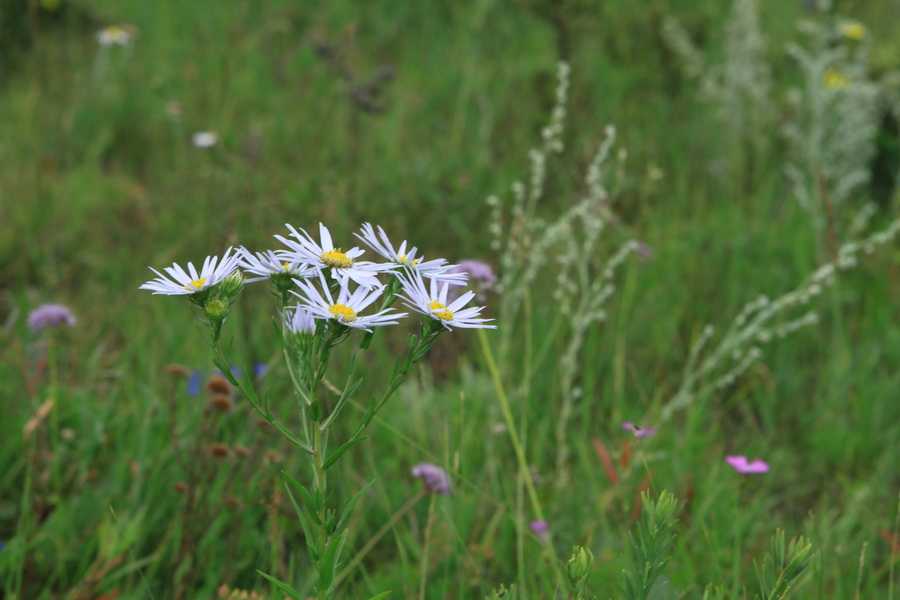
[[411, 463, 451, 495], [27, 304, 76, 332], [448, 259, 496, 301], [254, 362, 268, 379], [529, 520, 549, 541], [622, 421, 657, 439], [186, 371, 203, 396], [725, 455, 769, 474]]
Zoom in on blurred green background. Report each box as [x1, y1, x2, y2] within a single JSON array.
[[1, 0, 899, 598]]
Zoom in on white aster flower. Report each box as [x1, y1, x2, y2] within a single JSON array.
[[192, 131, 218, 148], [398, 271, 495, 330], [139, 248, 241, 296], [276, 223, 393, 289], [285, 306, 316, 335], [355, 222, 467, 285], [97, 25, 135, 47], [293, 272, 405, 332], [238, 247, 316, 283]]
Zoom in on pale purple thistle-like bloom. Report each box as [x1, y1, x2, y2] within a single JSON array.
[[411, 463, 451, 495], [622, 421, 657, 439], [725, 455, 769, 474], [28, 304, 77, 332], [529, 520, 549, 541], [454, 260, 496, 289]]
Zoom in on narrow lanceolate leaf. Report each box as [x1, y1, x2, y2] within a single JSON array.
[[318, 530, 346, 593], [257, 570, 302, 600], [282, 471, 323, 523], [282, 482, 319, 561], [367, 591, 393, 599], [336, 481, 373, 534], [324, 435, 368, 470]]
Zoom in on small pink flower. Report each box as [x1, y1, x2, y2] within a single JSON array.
[[529, 520, 549, 541], [411, 463, 451, 495], [725, 455, 769, 474], [27, 304, 77, 332], [622, 421, 657, 439]]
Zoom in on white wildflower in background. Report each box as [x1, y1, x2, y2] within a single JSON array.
[[139, 248, 241, 295], [355, 222, 467, 285], [784, 16, 879, 229], [97, 25, 135, 47], [662, 0, 773, 180], [238, 248, 315, 283], [661, 217, 900, 422], [192, 131, 218, 148], [293, 272, 405, 331], [277, 223, 393, 289], [398, 271, 494, 330]]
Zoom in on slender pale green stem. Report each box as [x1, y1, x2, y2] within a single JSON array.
[[419, 493, 437, 600], [477, 329, 563, 581], [312, 423, 330, 600]]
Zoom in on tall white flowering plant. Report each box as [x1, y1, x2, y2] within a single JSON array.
[[140, 223, 494, 599]]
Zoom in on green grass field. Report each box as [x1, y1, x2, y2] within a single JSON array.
[[2, 1, 899, 598]]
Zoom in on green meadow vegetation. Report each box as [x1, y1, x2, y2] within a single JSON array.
[[2, 0, 899, 598]]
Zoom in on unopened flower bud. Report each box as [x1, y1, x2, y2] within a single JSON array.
[[566, 545, 593, 584], [204, 298, 229, 320], [286, 306, 316, 336], [219, 270, 244, 298]]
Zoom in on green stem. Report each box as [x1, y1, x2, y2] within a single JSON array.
[[477, 329, 563, 583]]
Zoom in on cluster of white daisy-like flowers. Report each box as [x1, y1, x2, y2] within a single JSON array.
[[140, 222, 493, 598], [140, 222, 494, 334]]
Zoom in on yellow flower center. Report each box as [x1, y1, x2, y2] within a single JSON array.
[[840, 22, 865, 41], [429, 300, 454, 321], [282, 261, 292, 271], [321, 249, 353, 269], [824, 69, 848, 90], [187, 277, 207, 290], [329, 303, 357, 322]]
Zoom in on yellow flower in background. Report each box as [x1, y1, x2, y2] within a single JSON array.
[[824, 69, 849, 90], [838, 20, 866, 41]]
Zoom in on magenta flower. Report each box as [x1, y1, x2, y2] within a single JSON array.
[[27, 304, 77, 332], [622, 421, 657, 439], [529, 520, 549, 541], [725, 455, 769, 474], [411, 463, 451, 495]]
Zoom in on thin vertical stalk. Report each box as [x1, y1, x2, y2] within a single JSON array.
[[477, 329, 563, 585]]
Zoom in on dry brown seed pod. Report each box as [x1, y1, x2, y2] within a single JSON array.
[[206, 374, 232, 396], [208, 393, 234, 412], [164, 363, 192, 378], [209, 443, 230, 459]]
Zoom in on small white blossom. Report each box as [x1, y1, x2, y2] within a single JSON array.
[[355, 222, 467, 285], [276, 223, 393, 289], [238, 248, 316, 283], [192, 131, 218, 148], [292, 272, 404, 332], [398, 271, 495, 330], [139, 248, 241, 296], [97, 25, 134, 47]]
